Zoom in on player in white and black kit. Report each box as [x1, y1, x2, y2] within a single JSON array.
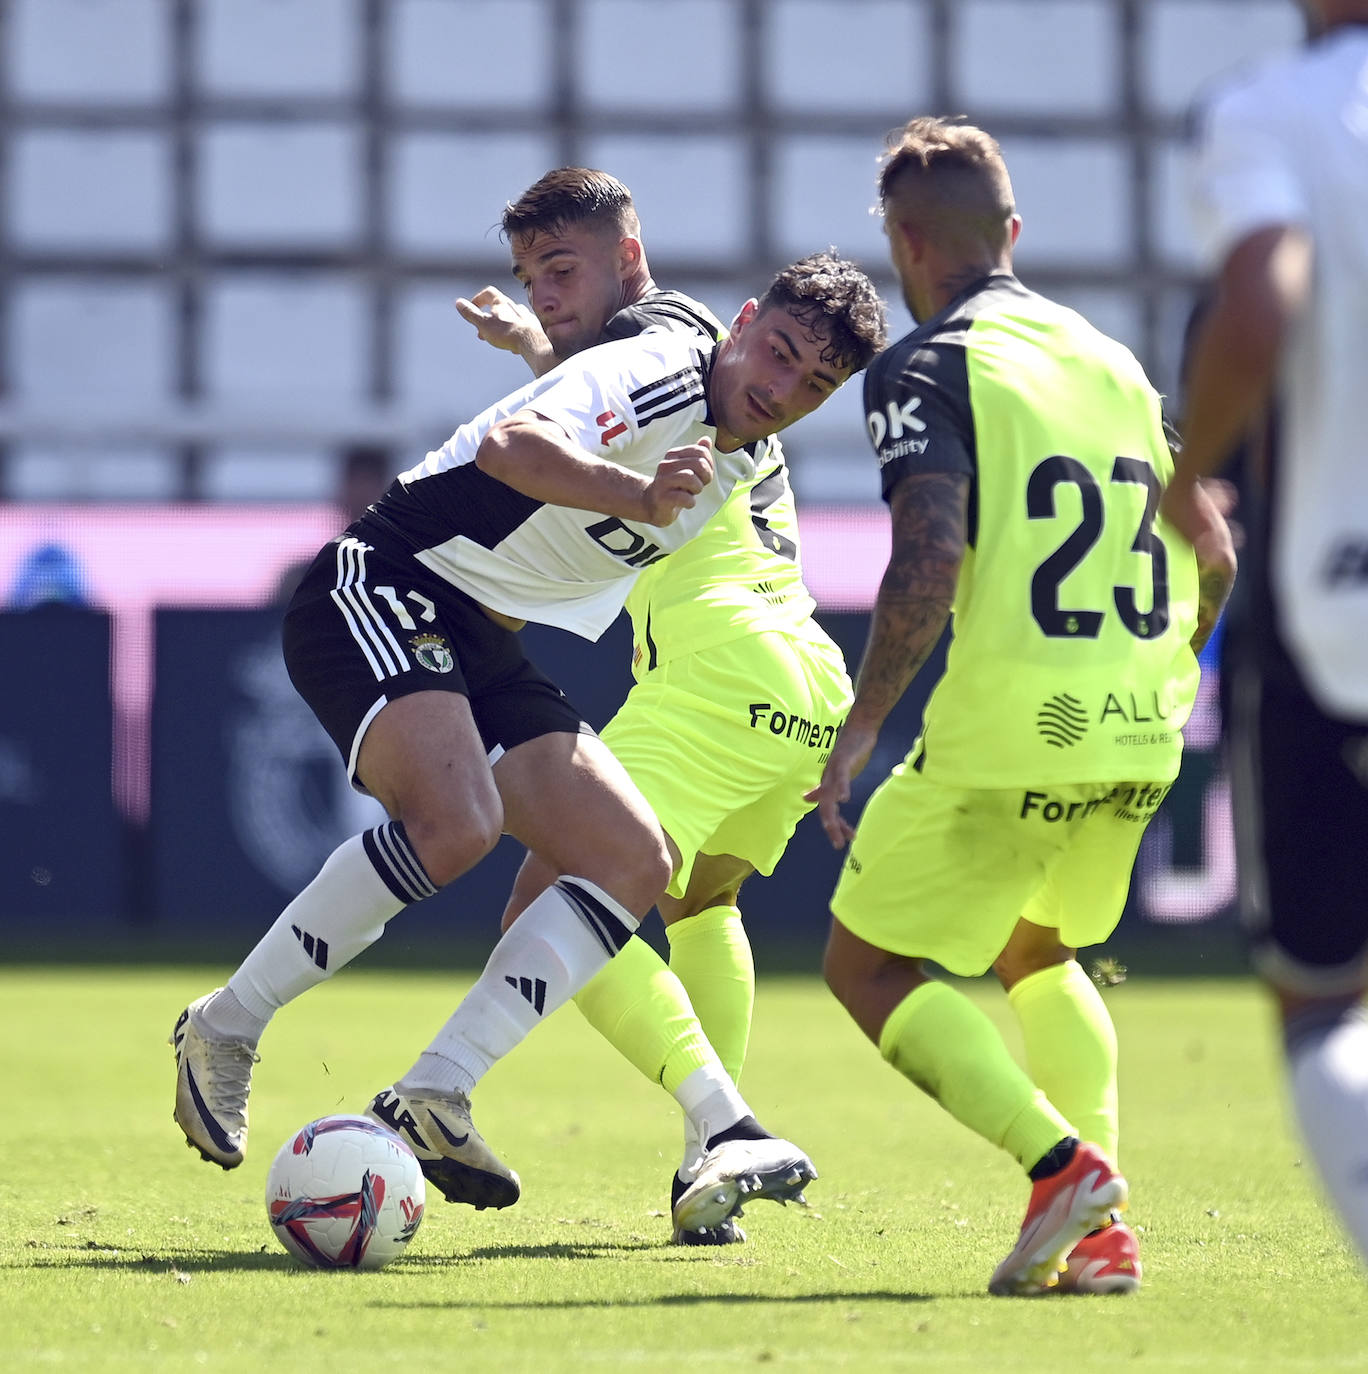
[[1165, 0, 1368, 1262], [170, 253, 886, 1238], [456, 170, 885, 1244]]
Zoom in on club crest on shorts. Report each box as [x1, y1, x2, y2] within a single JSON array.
[[410, 633, 454, 674]]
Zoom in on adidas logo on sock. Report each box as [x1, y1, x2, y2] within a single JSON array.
[[291, 924, 329, 970], [504, 975, 547, 1014]]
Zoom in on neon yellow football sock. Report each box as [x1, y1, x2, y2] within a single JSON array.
[[1008, 960, 1119, 1162], [572, 934, 713, 1096], [665, 904, 754, 1086], [879, 980, 1076, 1172]]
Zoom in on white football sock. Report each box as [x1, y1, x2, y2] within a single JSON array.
[[673, 1064, 751, 1175], [200, 824, 435, 1042], [679, 1116, 703, 1180], [401, 877, 639, 1096], [1286, 1002, 1368, 1263]]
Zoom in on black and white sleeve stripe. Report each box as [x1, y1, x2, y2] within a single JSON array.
[[630, 363, 706, 430]]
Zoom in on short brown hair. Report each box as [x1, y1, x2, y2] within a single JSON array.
[[501, 167, 640, 242], [878, 117, 1015, 253], [757, 251, 888, 374]]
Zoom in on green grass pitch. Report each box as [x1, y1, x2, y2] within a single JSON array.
[[2, 965, 1365, 1371]]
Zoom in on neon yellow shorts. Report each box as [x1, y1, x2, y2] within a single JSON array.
[[602, 627, 852, 899], [830, 759, 1172, 975]]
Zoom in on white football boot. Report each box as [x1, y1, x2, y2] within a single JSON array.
[[170, 989, 259, 1169], [366, 1085, 521, 1210], [672, 1134, 816, 1234]]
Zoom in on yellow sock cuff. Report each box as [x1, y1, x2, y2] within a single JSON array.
[[1007, 959, 1086, 1012], [665, 903, 744, 948], [877, 980, 944, 1064]]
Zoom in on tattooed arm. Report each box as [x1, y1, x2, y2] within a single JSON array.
[[851, 472, 968, 727], [808, 471, 969, 846], [1164, 476, 1237, 656]]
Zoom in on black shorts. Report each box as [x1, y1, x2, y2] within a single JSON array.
[[282, 534, 591, 791], [1228, 655, 1368, 994]]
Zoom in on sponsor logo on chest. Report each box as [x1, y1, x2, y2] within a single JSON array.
[[867, 396, 929, 464]]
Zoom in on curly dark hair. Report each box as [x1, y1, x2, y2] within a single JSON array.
[[501, 167, 640, 243], [757, 251, 888, 373]]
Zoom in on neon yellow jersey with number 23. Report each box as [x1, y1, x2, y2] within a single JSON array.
[[863, 273, 1200, 787]]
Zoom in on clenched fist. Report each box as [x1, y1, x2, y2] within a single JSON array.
[[640, 438, 715, 526]]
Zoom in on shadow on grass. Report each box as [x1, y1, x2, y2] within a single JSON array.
[[434, 1240, 658, 1263], [10, 1244, 290, 1273], [7, 1237, 664, 1274], [372, 1289, 935, 1309], [11, 1244, 945, 1301]]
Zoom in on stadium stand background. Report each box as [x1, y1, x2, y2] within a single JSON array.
[[0, 0, 1299, 962]]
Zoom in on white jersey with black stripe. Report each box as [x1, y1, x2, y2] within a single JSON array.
[[356, 331, 756, 640]]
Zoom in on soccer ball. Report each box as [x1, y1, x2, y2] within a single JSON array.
[[265, 1114, 426, 1270]]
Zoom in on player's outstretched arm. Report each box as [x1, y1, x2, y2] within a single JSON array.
[[456, 286, 558, 377], [476, 411, 713, 526]]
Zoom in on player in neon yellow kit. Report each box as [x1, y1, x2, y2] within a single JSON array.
[[457, 167, 885, 1242], [811, 119, 1234, 1295]]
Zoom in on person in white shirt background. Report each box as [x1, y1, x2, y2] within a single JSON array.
[[1164, 0, 1368, 1263]]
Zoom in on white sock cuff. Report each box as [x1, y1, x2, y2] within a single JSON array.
[[673, 1064, 750, 1143], [554, 876, 640, 954], [363, 820, 439, 904]]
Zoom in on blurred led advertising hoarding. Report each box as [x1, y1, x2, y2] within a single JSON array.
[[1, 503, 1233, 936]]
